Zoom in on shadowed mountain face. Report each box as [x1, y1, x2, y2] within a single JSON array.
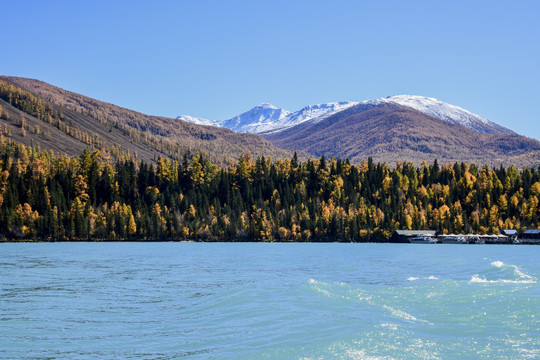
[[264, 103, 540, 167], [0, 76, 296, 164]]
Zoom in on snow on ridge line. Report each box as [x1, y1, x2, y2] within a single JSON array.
[[221, 103, 291, 133], [176, 95, 510, 135], [259, 101, 361, 134], [388, 95, 490, 124], [178, 101, 360, 134], [253, 102, 281, 110], [176, 115, 221, 127], [365, 95, 510, 134]]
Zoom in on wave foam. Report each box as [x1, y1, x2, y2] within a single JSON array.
[[308, 279, 426, 324], [407, 276, 439, 281], [469, 260, 536, 284], [469, 274, 535, 284], [383, 305, 421, 322], [308, 278, 348, 299], [513, 267, 534, 280]]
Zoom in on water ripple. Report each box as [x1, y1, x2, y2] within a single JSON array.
[[0, 243, 538, 359]]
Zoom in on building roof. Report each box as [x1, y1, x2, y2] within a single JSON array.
[[523, 229, 540, 234], [500, 229, 518, 235], [394, 230, 437, 236]]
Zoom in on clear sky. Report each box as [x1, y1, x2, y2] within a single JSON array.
[[2, 0, 539, 139]]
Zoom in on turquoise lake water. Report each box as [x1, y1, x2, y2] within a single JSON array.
[[0, 242, 538, 359]]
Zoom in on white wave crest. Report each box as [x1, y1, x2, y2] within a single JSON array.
[[308, 278, 348, 299], [308, 279, 333, 297], [309, 278, 349, 288], [513, 267, 534, 280], [473, 260, 537, 284], [469, 274, 535, 284], [407, 276, 438, 281], [383, 305, 422, 322]]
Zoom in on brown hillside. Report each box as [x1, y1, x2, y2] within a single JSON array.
[[0, 76, 297, 164], [265, 103, 540, 167]]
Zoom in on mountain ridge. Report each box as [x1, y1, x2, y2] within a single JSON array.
[[0, 76, 298, 164], [367, 95, 512, 134], [177, 101, 361, 134], [2, 76, 537, 168], [263, 102, 540, 167], [177, 95, 513, 136]]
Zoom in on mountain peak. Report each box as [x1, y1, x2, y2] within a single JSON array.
[[177, 96, 512, 135], [218, 103, 291, 134], [254, 102, 279, 110], [386, 94, 436, 101]]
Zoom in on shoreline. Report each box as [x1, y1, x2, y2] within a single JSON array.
[[1, 239, 538, 245]]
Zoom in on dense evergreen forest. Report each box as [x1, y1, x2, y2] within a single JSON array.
[[0, 136, 538, 242]]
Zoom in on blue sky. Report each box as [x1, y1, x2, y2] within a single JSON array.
[[3, 0, 539, 139]]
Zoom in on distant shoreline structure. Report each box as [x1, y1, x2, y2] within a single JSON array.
[[2, 231, 539, 245]]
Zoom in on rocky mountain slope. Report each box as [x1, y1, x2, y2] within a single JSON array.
[[264, 102, 540, 167]]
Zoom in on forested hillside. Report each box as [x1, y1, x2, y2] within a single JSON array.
[[1, 138, 538, 241], [0, 76, 296, 164]]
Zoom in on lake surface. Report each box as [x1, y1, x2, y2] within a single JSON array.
[[0, 243, 538, 359]]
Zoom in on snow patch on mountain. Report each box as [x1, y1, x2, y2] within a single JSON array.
[[177, 95, 511, 135], [367, 95, 512, 134], [265, 101, 360, 134], [176, 115, 221, 127], [178, 101, 360, 134], [221, 103, 291, 134]]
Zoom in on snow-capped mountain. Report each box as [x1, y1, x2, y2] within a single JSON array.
[[221, 103, 291, 134], [177, 96, 511, 135], [272, 102, 360, 134], [177, 103, 290, 132], [367, 95, 512, 134], [176, 114, 221, 127], [177, 101, 359, 134], [177, 101, 358, 134]]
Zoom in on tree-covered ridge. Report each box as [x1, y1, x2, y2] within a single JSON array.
[[0, 76, 297, 165], [0, 77, 183, 162], [0, 137, 538, 241]]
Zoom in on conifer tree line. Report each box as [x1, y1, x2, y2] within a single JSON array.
[[0, 137, 538, 241]]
